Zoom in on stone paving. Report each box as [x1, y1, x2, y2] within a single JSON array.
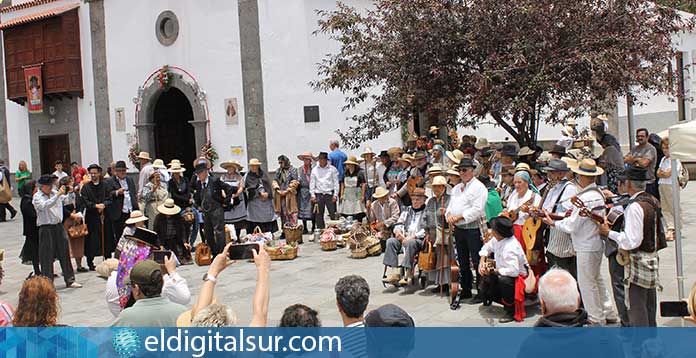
[[0, 186, 695, 327]]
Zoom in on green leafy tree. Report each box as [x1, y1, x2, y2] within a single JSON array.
[[313, 0, 693, 147]]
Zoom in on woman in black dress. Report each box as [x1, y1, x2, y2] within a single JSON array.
[[19, 180, 39, 277]]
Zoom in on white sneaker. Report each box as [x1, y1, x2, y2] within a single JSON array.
[[67, 282, 83, 288]]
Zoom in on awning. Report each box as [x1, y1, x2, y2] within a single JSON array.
[[669, 120, 696, 162], [0, 2, 80, 30]]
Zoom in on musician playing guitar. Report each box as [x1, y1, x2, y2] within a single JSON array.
[[502, 171, 541, 263], [538, 159, 578, 278]]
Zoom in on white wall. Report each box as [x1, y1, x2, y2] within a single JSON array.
[[77, 2, 98, 166], [103, 0, 246, 171], [258, 0, 402, 168]]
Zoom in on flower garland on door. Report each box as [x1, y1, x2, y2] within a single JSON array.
[[157, 65, 172, 90]]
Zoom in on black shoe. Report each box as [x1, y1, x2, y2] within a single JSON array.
[[430, 285, 449, 294], [461, 290, 473, 299], [88, 266, 96, 272], [76, 267, 88, 273], [10, 211, 17, 219], [450, 294, 461, 310], [469, 295, 484, 304]]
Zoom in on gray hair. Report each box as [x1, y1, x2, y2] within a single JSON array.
[[191, 303, 237, 327], [329, 139, 340, 147], [538, 268, 580, 315], [629, 180, 647, 191]]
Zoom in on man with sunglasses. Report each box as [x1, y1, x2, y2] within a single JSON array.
[[446, 159, 488, 308]]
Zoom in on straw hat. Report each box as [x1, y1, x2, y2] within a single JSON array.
[[406, 133, 418, 142], [446, 166, 459, 176], [518, 146, 536, 157], [125, 210, 148, 225], [372, 186, 390, 199], [248, 158, 262, 167], [220, 160, 243, 171], [193, 157, 212, 169], [360, 147, 376, 158], [432, 175, 448, 187], [167, 159, 182, 167], [297, 152, 314, 161], [446, 149, 464, 164], [137, 152, 152, 161], [515, 163, 531, 173], [168, 163, 186, 173], [398, 153, 413, 164], [561, 157, 578, 169], [157, 198, 181, 216], [474, 137, 490, 150], [427, 164, 444, 175], [566, 118, 577, 126], [410, 187, 427, 198], [428, 126, 439, 133], [344, 156, 359, 166], [152, 159, 166, 169], [570, 158, 604, 177]]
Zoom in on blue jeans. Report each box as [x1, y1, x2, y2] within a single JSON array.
[[180, 207, 201, 247]]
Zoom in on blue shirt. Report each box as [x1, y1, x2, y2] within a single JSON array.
[[329, 149, 348, 181]]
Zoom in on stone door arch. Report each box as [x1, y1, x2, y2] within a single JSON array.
[[135, 73, 208, 159]]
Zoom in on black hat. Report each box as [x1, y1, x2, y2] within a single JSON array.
[[617, 165, 649, 182], [501, 144, 519, 157], [491, 216, 514, 238], [114, 161, 128, 170], [478, 175, 496, 189], [317, 152, 329, 160], [364, 304, 415, 327], [543, 159, 570, 172], [193, 163, 208, 174], [87, 164, 102, 172], [458, 158, 476, 169], [37, 174, 54, 186], [125, 227, 159, 247], [378, 150, 390, 158], [479, 147, 494, 157], [549, 145, 567, 156]]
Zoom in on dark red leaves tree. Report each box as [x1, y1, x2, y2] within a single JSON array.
[[313, 0, 693, 148]]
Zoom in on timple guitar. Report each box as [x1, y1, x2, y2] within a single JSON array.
[[501, 192, 536, 222], [570, 196, 630, 266]]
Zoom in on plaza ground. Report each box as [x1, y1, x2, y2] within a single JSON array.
[[0, 186, 695, 327]]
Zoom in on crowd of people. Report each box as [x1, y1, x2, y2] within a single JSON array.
[[0, 114, 687, 329]]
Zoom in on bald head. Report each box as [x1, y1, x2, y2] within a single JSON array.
[[538, 268, 580, 316]]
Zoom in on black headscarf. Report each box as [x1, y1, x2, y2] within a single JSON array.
[[19, 180, 36, 198]]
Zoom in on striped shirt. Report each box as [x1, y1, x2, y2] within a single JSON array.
[[342, 321, 367, 358], [544, 180, 577, 258]]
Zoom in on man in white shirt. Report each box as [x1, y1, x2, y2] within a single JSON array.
[[310, 152, 339, 230], [544, 159, 618, 325], [446, 158, 488, 307], [32, 174, 82, 288], [541, 159, 578, 278], [478, 216, 528, 323], [51, 160, 68, 185], [106, 254, 191, 317], [599, 165, 667, 327]]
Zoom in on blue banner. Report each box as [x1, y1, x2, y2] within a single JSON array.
[[1, 327, 695, 358]]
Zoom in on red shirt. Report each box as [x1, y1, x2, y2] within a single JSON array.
[[72, 167, 87, 183]]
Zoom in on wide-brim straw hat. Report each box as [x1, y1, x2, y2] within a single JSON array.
[[152, 159, 166, 169], [432, 175, 449, 187], [398, 153, 413, 164], [427, 164, 444, 175], [167, 159, 182, 167], [360, 147, 376, 158], [446, 149, 464, 164], [474, 138, 490, 150], [193, 157, 212, 169], [344, 156, 359, 166], [446, 166, 459, 176], [125, 210, 148, 225], [428, 126, 440, 133], [518, 146, 536, 157], [158, 199, 181, 216], [168, 164, 186, 173], [387, 147, 405, 157], [372, 186, 390, 199], [571, 158, 604, 177], [137, 152, 152, 161], [515, 163, 531, 173], [220, 160, 243, 171], [248, 158, 262, 167], [297, 152, 314, 161], [561, 157, 578, 169]]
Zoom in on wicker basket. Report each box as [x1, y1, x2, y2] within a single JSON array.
[[283, 224, 304, 245], [366, 243, 382, 256], [266, 245, 298, 260], [350, 247, 368, 259], [336, 239, 346, 248], [320, 240, 338, 251]]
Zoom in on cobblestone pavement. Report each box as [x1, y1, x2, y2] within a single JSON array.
[[0, 186, 694, 327]]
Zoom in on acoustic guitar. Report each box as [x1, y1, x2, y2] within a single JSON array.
[[570, 196, 630, 266], [521, 179, 558, 261]]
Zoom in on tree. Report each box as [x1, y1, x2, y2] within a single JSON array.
[[655, 0, 696, 14], [313, 0, 693, 148]]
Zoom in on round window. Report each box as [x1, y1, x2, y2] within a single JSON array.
[[155, 11, 179, 46]]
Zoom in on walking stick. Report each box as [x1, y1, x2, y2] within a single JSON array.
[[100, 212, 105, 259]]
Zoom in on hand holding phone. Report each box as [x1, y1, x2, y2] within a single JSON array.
[[228, 243, 260, 260], [153, 250, 172, 264]]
